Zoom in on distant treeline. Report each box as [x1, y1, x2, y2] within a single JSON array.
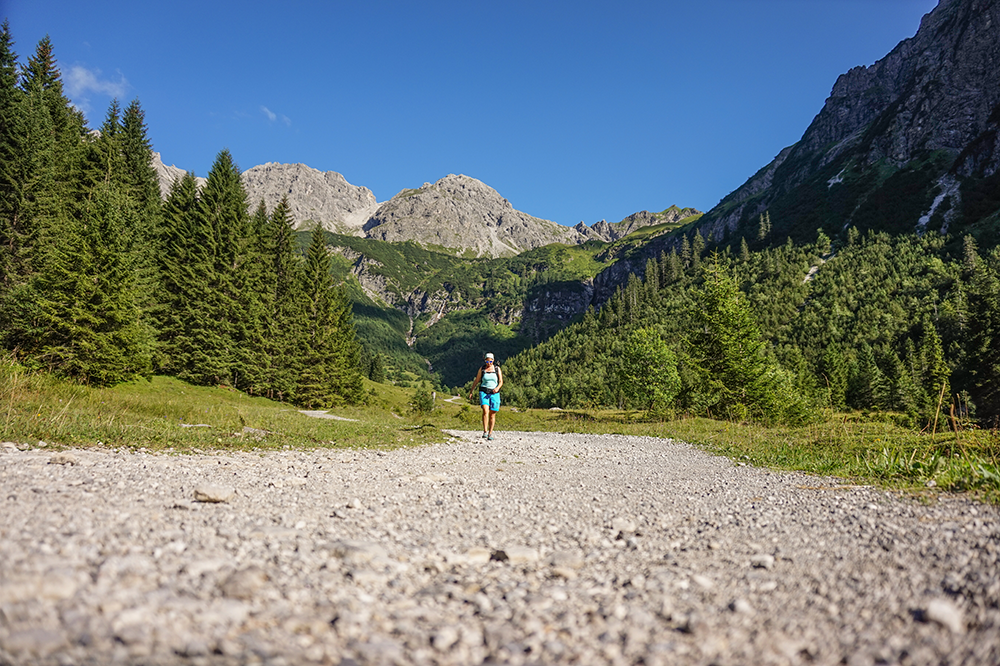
[[504, 229, 1000, 427], [0, 24, 374, 407]]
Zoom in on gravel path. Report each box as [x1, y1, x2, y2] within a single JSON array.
[[1, 431, 997, 665]]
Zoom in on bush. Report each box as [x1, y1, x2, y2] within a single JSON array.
[[410, 386, 436, 415]]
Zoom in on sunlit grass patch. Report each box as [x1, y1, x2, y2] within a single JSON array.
[[1, 356, 447, 452]]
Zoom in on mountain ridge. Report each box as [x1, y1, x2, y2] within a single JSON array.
[[694, 0, 1000, 245], [151, 155, 698, 259]]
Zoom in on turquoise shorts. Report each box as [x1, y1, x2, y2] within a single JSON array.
[[479, 391, 500, 412]]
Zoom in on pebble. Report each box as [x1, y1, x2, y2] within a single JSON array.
[[924, 598, 965, 634], [193, 483, 235, 503], [0, 430, 996, 666], [48, 451, 78, 465]]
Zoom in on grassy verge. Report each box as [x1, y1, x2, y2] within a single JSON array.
[[4, 357, 997, 502], [1, 357, 446, 452]]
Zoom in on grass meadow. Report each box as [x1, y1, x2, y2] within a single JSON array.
[[3, 356, 997, 502]]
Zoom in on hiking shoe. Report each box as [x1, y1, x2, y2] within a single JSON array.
[[482, 432, 488, 439], [487, 434, 494, 441]]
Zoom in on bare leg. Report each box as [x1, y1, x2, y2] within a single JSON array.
[[488, 410, 497, 435], [481, 405, 489, 434]]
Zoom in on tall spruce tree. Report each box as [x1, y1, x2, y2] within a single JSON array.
[[296, 225, 363, 407], [965, 250, 1000, 423], [172, 150, 248, 386], [686, 256, 808, 423], [154, 172, 200, 374], [0, 19, 22, 296], [262, 196, 302, 401], [233, 199, 270, 394], [119, 99, 161, 316]]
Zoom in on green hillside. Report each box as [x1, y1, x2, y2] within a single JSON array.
[[313, 218, 699, 389]]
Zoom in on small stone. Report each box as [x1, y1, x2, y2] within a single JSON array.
[[48, 452, 78, 466], [432, 626, 460, 650], [220, 566, 268, 599], [415, 473, 452, 484], [547, 550, 585, 570], [329, 539, 387, 565], [692, 575, 714, 590], [679, 612, 703, 634], [504, 546, 540, 565], [730, 598, 754, 614], [466, 547, 492, 564], [347, 497, 363, 509], [612, 517, 637, 534], [193, 484, 235, 503], [924, 598, 964, 634], [751, 554, 775, 570], [3, 628, 65, 657], [551, 566, 578, 580]]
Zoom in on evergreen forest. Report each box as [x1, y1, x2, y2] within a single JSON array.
[[0, 24, 366, 407]]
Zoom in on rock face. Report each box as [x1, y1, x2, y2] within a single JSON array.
[[695, 0, 1000, 242], [152, 153, 696, 259], [575, 207, 700, 244], [363, 175, 582, 257], [241, 163, 379, 233], [151, 152, 205, 198]]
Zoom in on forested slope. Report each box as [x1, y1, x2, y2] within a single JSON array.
[[503, 229, 1000, 426]]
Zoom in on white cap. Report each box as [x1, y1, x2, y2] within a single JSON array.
[[485, 352, 494, 360]]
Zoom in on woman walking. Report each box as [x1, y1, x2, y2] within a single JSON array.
[[469, 352, 503, 440]]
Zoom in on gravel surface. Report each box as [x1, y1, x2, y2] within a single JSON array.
[[1, 430, 998, 665]]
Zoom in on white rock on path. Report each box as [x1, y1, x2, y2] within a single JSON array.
[[193, 483, 235, 503], [924, 598, 965, 634]]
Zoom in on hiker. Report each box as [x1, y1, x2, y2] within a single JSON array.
[[469, 352, 503, 440]]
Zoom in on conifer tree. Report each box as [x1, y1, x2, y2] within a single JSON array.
[[686, 255, 807, 423], [849, 343, 890, 410], [262, 196, 303, 401], [154, 172, 200, 374], [0, 19, 22, 294], [231, 198, 269, 394], [665, 249, 682, 283], [962, 254, 1000, 422], [171, 152, 242, 386], [739, 237, 750, 263], [296, 225, 364, 407], [690, 230, 705, 271], [119, 99, 161, 313], [756, 211, 772, 241]]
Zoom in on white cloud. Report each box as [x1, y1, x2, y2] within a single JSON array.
[[66, 65, 128, 99], [261, 106, 291, 126], [64, 66, 128, 117]]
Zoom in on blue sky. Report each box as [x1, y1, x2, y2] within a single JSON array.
[[7, 0, 937, 226]]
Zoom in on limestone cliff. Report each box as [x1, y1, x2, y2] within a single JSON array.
[[695, 0, 1000, 242], [241, 163, 379, 232]]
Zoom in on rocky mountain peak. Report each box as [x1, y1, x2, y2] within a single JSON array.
[[697, 0, 1000, 242], [241, 163, 379, 231], [363, 174, 578, 257], [150, 155, 697, 258]]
